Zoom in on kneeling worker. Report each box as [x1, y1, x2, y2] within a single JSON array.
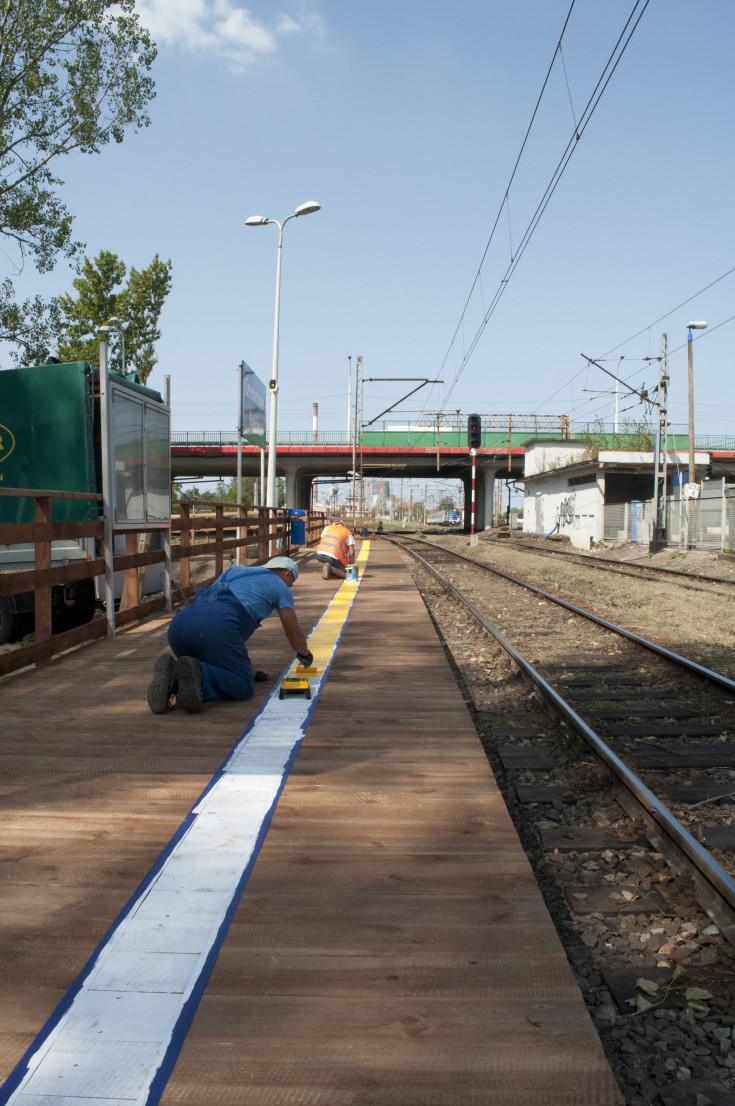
[[315, 519, 355, 580], [147, 556, 312, 714]]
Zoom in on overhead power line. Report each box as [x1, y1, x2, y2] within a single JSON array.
[[440, 0, 652, 407], [531, 267, 735, 420]]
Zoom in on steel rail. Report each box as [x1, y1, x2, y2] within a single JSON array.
[[495, 537, 735, 595], [391, 535, 735, 944], [400, 535, 735, 695]]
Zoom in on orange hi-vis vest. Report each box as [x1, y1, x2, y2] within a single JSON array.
[[317, 523, 352, 566]]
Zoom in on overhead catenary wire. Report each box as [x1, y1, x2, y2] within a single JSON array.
[[438, 0, 652, 409], [436, 0, 579, 377], [532, 265, 735, 422]]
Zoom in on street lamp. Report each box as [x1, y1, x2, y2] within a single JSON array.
[[245, 200, 321, 508], [107, 316, 129, 376], [686, 321, 707, 487]]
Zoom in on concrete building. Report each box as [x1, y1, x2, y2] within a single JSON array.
[[521, 439, 723, 550]]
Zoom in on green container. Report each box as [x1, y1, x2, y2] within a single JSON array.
[[0, 360, 166, 525], [0, 362, 98, 523]]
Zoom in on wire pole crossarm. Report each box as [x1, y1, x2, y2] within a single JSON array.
[[362, 378, 443, 427], [581, 353, 660, 410]]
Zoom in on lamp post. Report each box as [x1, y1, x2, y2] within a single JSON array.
[[686, 321, 707, 487], [245, 201, 321, 508], [106, 316, 128, 376]]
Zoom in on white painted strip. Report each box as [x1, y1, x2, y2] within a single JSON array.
[[1, 544, 370, 1106]]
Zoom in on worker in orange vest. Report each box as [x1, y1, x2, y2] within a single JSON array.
[[315, 519, 355, 580]]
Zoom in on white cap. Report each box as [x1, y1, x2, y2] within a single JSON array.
[[265, 556, 299, 579]]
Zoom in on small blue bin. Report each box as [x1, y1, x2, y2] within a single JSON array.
[[288, 508, 306, 545]]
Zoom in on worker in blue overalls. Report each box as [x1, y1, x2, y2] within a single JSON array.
[[147, 556, 312, 714]]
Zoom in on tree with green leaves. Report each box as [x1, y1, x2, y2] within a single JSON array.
[[57, 249, 172, 383], [0, 0, 156, 360], [0, 279, 62, 365]]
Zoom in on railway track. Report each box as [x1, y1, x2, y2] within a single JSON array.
[[389, 534, 735, 947], [477, 534, 735, 598]]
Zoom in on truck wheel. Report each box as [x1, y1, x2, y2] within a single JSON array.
[[0, 596, 22, 645]]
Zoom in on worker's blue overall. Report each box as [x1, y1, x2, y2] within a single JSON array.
[[167, 575, 261, 702]]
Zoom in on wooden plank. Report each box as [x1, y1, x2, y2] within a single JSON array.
[[0, 559, 104, 597], [0, 520, 103, 543], [33, 495, 52, 655], [497, 747, 555, 770], [0, 618, 107, 678], [622, 743, 735, 769], [571, 689, 674, 701], [0, 487, 101, 501], [119, 530, 139, 611], [658, 784, 735, 805], [605, 724, 726, 737], [538, 826, 648, 851], [565, 885, 667, 915], [0, 543, 622, 1106], [701, 826, 735, 850], [594, 708, 706, 720], [516, 786, 570, 805]]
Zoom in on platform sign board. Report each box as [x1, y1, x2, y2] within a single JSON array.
[[240, 362, 266, 447]]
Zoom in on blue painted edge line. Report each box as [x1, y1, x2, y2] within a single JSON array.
[[0, 556, 367, 1106]]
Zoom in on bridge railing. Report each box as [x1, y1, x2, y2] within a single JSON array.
[[0, 488, 324, 678], [172, 428, 735, 450]]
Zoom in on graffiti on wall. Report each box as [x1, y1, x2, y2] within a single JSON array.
[[558, 491, 576, 529]]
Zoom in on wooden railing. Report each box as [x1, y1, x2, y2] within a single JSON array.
[[0, 488, 106, 675], [0, 489, 325, 678]]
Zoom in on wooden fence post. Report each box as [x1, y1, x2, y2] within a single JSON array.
[[34, 494, 52, 657], [215, 504, 224, 577], [120, 531, 138, 611], [179, 503, 191, 591], [257, 508, 268, 563]]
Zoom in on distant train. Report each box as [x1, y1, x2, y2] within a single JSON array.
[[426, 509, 461, 526]]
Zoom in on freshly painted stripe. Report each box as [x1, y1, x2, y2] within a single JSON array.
[[0, 543, 370, 1106]]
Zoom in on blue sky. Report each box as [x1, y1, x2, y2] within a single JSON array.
[[9, 0, 735, 467]]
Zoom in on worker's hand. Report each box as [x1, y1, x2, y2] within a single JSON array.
[[296, 650, 314, 669]]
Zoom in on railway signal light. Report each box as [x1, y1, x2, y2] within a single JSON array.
[[467, 413, 482, 450]]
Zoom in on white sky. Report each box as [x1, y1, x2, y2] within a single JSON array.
[[7, 0, 735, 471]]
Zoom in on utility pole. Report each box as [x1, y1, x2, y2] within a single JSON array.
[[650, 334, 669, 553], [351, 356, 360, 526], [358, 357, 364, 521], [347, 355, 352, 443], [685, 322, 707, 548]]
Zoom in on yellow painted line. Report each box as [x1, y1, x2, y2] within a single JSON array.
[[288, 541, 370, 680]]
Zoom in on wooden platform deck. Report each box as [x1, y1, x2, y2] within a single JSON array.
[[0, 541, 623, 1105]]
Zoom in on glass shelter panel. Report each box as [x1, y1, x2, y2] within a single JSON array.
[[145, 404, 171, 521], [114, 393, 145, 522]]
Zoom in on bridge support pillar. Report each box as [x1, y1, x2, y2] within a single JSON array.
[[461, 466, 508, 530], [482, 467, 497, 529], [283, 467, 313, 511]]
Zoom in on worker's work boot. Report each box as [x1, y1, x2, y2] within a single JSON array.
[[147, 653, 177, 714], [174, 656, 203, 713], [321, 562, 331, 580]]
